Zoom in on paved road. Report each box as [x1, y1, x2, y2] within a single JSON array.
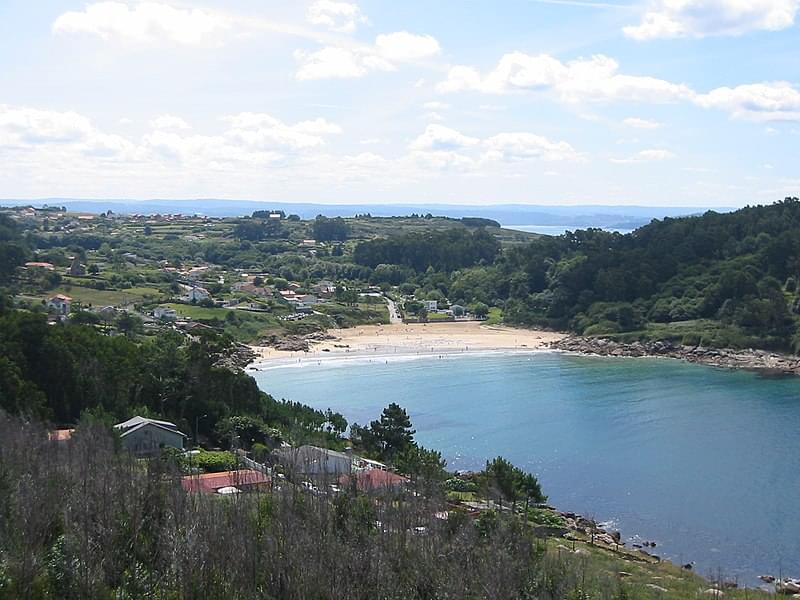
[[384, 296, 403, 325]]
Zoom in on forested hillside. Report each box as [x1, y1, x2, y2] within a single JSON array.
[[357, 198, 800, 352]]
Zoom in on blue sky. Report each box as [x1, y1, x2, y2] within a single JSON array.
[[1, 0, 799, 206]]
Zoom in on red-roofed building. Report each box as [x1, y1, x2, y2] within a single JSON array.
[[48, 428, 75, 442], [339, 469, 409, 493], [47, 294, 72, 315], [181, 470, 270, 495], [25, 261, 55, 270]]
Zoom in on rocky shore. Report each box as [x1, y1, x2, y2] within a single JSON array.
[[551, 337, 800, 377]]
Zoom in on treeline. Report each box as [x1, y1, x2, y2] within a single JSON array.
[[0, 308, 344, 446], [353, 229, 500, 272]]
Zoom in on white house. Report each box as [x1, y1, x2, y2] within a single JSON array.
[[422, 300, 438, 312], [273, 445, 353, 476], [47, 294, 72, 315], [154, 306, 178, 320], [186, 287, 210, 302], [114, 416, 186, 457]]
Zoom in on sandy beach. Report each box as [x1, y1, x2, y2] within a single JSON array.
[[248, 322, 566, 366]]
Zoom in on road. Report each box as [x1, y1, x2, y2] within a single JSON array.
[[384, 296, 402, 325]]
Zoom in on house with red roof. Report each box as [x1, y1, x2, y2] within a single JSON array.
[[47, 294, 72, 315], [181, 470, 270, 495], [339, 469, 409, 493]]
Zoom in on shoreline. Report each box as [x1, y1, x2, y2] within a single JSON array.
[[247, 322, 800, 377], [248, 322, 567, 367]]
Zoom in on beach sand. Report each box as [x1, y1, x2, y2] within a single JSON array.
[[248, 321, 566, 366]]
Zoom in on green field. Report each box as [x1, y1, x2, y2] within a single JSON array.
[[44, 285, 165, 307], [161, 303, 287, 342]]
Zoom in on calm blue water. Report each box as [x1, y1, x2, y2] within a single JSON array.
[[503, 225, 635, 235], [252, 352, 800, 583]]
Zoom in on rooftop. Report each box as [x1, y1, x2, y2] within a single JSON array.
[[181, 469, 270, 494]]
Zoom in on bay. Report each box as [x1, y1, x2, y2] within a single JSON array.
[[252, 351, 800, 583]]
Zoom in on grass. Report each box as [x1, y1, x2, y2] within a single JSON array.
[[45, 285, 165, 307], [315, 302, 389, 327], [161, 303, 285, 343], [427, 312, 453, 321], [542, 535, 772, 599]]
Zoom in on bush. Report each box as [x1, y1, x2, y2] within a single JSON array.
[[192, 450, 238, 473]]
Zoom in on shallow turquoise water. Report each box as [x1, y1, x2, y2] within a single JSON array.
[[252, 351, 800, 583]]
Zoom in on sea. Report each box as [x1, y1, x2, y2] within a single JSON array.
[[503, 225, 636, 235], [251, 351, 800, 584]]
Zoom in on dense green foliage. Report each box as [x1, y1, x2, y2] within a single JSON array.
[[311, 215, 350, 241], [495, 199, 800, 348], [0, 308, 344, 446], [353, 229, 500, 272], [0, 215, 29, 284]]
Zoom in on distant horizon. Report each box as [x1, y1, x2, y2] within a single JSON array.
[[0, 196, 739, 228], [0, 197, 744, 210]]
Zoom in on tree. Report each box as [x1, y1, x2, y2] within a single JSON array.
[[312, 216, 349, 242], [484, 456, 546, 510], [471, 302, 489, 319], [361, 403, 416, 462], [115, 313, 143, 337], [396, 445, 447, 482]]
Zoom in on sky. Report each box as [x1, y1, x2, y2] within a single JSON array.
[[1, 0, 799, 207]]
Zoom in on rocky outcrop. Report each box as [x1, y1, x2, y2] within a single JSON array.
[[550, 337, 800, 376], [259, 331, 338, 353], [214, 343, 257, 372]]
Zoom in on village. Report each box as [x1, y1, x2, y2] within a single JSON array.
[[6, 205, 492, 346]]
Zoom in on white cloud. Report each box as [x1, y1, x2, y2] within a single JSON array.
[[307, 0, 368, 33], [695, 82, 800, 121], [409, 124, 480, 151], [150, 114, 190, 130], [295, 31, 441, 80], [222, 112, 342, 149], [623, 117, 663, 129], [374, 31, 441, 62], [409, 150, 475, 171], [437, 52, 694, 103], [405, 125, 580, 172], [0, 105, 143, 163], [0, 104, 345, 174], [52, 2, 231, 46], [624, 0, 799, 40], [294, 46, 393, 80], [483, 132, 581, 161], [612, 149, 676, 163], [424, 101, 450, 111], [0, 105, 94, 145]]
